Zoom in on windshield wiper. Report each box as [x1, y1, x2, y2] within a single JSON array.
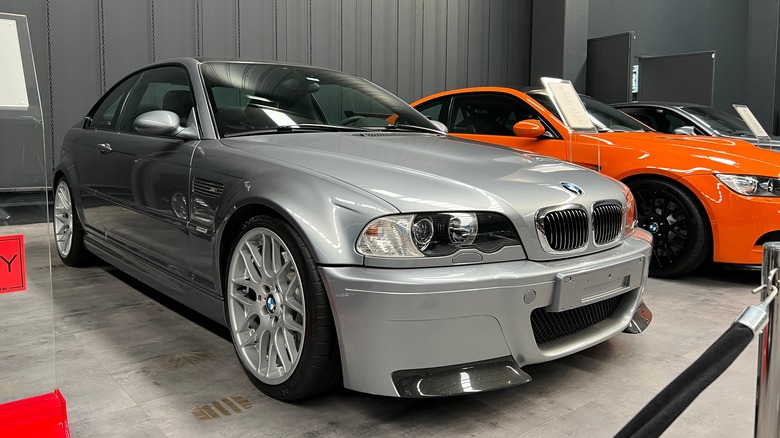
[[224, 124, 369, 138], [382, 123, 446, 135]]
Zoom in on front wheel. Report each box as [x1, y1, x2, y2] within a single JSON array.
[[628, 179, 709, 277], [225, 215, 341, 400]]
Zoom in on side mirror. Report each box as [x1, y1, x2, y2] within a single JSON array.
[[673, 125, 696, 135], [134, 110, 199, 140], [430, 120, 448, 134], [512, 119, 546, 138]]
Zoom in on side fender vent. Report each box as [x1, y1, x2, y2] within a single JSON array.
[[192, 178, 224, 198]]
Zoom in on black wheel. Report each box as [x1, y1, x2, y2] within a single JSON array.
[[225, 215, 341, 400], [53, 177, 91, 266], [629, 178, 709, 277]]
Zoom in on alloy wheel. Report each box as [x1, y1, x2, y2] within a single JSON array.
[[227, 227, 306, 384], [53, 181, 74, 258], [634, 188, 690, 269]]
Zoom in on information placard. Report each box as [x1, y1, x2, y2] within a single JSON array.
[[733, 104, 771, 141], [0, 18, 29, 110], [0, 234, 26, 293], [541, 77, 596, 133]]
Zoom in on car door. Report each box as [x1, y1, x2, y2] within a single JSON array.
[[93, 65, 198, 281], [68, 73, 142, 234], [416, 93, 569, 161]]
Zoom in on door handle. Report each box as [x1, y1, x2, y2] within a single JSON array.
[[97, 143, 112, 154]]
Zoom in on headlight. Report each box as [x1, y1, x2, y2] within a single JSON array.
[[715, 174, 780, 197], [356, 212, 521, 258]]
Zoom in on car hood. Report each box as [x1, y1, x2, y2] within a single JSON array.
[[220, 132, 625, 214], [596, 132, 780, 175]]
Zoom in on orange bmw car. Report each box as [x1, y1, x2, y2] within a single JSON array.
[[412, 87, 780, 277]]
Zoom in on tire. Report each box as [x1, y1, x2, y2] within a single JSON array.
[[53, 177, 91, 266], [628, 178, 709, 278], [225, 215, 341, 401]]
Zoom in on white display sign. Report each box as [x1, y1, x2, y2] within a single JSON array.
[[541, 77, 596, 132], [733, 104, 770, 140], [0, 18, 28, 110]]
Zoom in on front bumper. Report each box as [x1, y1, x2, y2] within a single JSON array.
[[319, 230, 652, 397]]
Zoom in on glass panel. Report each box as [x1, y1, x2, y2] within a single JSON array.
[[0, 13, 54, 403], [200, 61, 434, 137], [118, 66, 193, 132]]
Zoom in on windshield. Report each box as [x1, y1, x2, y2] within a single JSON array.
[[682, 106, 753, 137], [200, 62, 435, 137], [531, 92, 647, 132]]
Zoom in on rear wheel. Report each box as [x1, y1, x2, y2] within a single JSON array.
[[628, 178, 709, 277], [225, 215, 340, 400], [53, 178, 91, 266]]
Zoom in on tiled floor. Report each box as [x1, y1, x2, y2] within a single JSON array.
[[0, 219, 766, 437]]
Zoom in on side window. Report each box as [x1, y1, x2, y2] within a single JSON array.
[[117, 66, 194, 134], [663, 112, 688, 132], [415, 98, 449, 124], [450, 94, 538, 136], [87, 74, 139, 131], [621, 108, 660, 131]]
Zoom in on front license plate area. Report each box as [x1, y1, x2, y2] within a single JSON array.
[[548, 256, 645, 312]]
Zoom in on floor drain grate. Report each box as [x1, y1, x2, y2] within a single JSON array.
[[191, 395, 253, 421]]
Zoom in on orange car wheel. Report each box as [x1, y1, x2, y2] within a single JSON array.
[[628, 178, 710, 277]]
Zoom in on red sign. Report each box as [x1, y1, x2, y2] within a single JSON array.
[[0, 234, 25, 294]]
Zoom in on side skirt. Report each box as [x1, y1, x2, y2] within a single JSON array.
[[84, 233, 227, 326]]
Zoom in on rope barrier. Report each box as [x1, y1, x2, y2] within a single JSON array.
[[615, 322, 754, 438]]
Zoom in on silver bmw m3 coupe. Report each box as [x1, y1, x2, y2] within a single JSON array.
[[54, 58, 652, 400]]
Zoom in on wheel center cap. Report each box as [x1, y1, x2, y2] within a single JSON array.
[[648, 222, 659, 233], [266, 294, 278, 314]]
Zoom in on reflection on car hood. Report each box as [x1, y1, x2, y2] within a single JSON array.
[[221, 133, 624, 214], [596, 132, 780, 173], [731, 135, 780, 150]]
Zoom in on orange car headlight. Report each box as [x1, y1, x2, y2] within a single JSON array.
[[716, 174, 780, 197]]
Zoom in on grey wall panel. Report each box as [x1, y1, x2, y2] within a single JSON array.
[[50, 0, 101, 163], [102, 0, 152, 89], [747, 0, 780, 132], [487, 0, 509, 85], [153, 0, 197, 61], [444, 0, 468, 91], [466, 0, 489, 86], [507, 0, 531, 85], [340, 0, 372, 79], [279, 0, 310, 63], [370, 0, 399, 95], [420, 0, 446, 97], [310, 0, 341, 71], [589, 0, 747, 113], [586, 32, 633, 103], [238, 1, 276, 61], [638, 51, 715, 106], [396, 0, 422, 101], [201, 0, 238, 58]]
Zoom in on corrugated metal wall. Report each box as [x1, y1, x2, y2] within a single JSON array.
[[0, 0, 532, 175]]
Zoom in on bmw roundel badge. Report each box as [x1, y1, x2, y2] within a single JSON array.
[[560, 181, 583, 196], [267, 295, 277, 313]]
